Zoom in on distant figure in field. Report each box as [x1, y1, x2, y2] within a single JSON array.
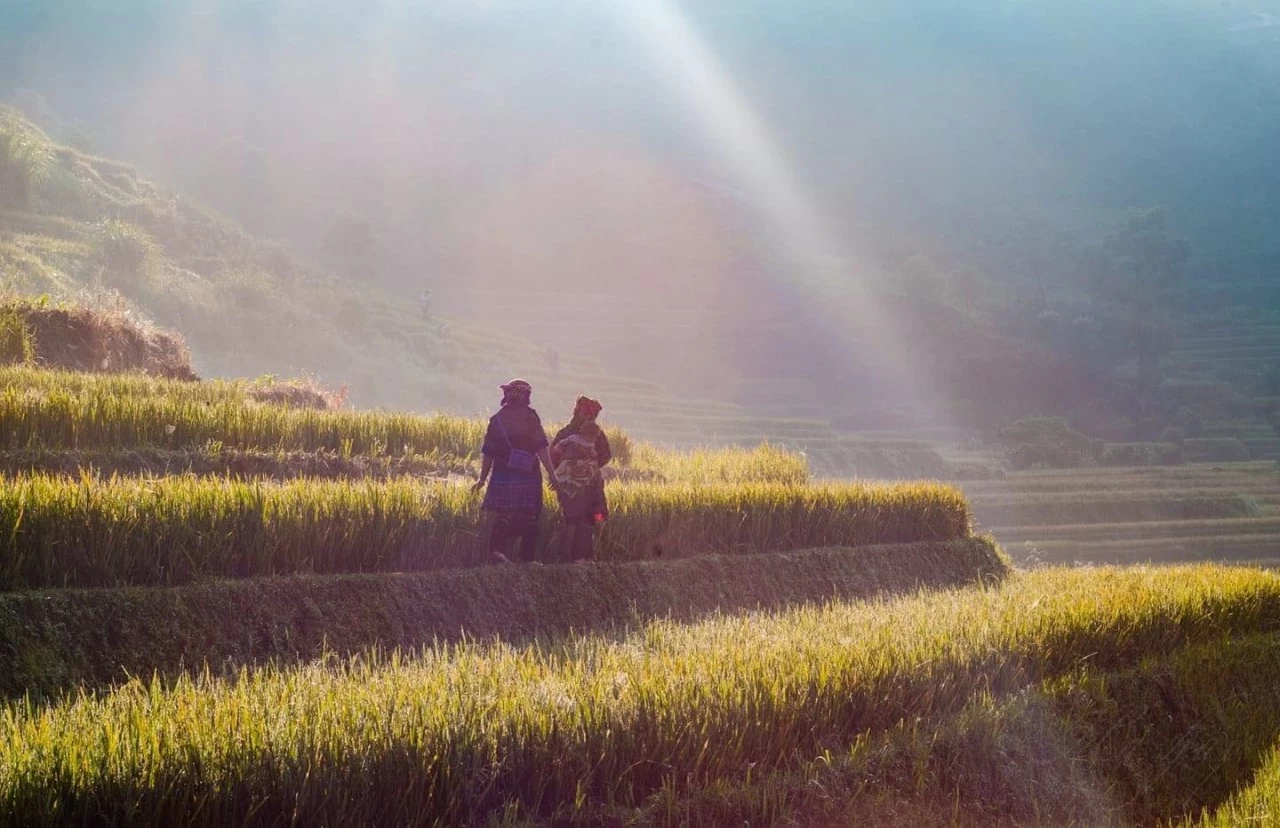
[[551, 396, 612, 562], [419, 288, 432, 320], [546, 347, 561, 378], [473, 379, 559, 564]]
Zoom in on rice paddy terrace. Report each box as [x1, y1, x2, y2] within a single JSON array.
[[956, 306, 1280, 571], [964, 462, 1280, 569], [5, 360, 1280, 823], [0, 360, 997, 682], [1168, 312, 1280, 461]]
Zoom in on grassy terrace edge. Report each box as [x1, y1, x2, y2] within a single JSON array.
[[0, 477, 970, 590], [0, 539, 1007, 700], [606, 631, 1280, 826]]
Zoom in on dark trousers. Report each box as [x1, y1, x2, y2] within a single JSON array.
[[561, 520, 597, 562], [489, 512, 540, 563]]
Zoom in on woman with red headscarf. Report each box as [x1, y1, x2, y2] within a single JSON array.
[[550, 396, 611, 562]]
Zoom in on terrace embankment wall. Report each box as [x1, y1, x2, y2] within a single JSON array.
[[0, 538, 1007, 699]]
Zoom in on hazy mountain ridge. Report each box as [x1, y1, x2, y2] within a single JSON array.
[[0, 108, 498, 410]]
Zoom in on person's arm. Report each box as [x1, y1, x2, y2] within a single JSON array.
[[597, 432, 613, 467], [534, 416, 560, 490], [538, 447, 558, 482], [539, 446, 565, 495], [474, 417, 498, 493], [472, 454, 493, 494]]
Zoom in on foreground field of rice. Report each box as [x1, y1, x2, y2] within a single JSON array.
[[2, 565, 1276, 825], [0, 475, 969, 589]]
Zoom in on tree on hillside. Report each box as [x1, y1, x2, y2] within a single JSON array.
[[995, 216, 1077, 307], [1104, 207, 1191, 308], [0, 113, 53, 209], [1095, 207, 1191, 387]]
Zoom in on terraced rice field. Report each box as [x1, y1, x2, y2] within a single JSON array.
[[3, 565, 1279, 826], [965, 461, 1280, 568], [0, 475, 968, 589]]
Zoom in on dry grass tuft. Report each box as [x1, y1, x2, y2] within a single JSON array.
[[0, 297, 194, 379], [245, 373, 348, 410]]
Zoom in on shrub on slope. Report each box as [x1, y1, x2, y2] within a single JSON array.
[[0, 113, 53, 210]]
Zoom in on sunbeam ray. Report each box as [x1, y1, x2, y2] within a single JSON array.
[[612, 0, 940, 414]]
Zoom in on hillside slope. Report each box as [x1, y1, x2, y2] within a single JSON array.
[[0, 109, 571, 411]]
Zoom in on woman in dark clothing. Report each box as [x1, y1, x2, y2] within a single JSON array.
[[550, 396, 611, 562], [473, 379, 559, 564]]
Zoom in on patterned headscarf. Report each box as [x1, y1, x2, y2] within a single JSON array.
[[573, 396, 603, 421], [500, 379, 533, 407]]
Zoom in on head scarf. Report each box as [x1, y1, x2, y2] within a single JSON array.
[[573, 396, 603, 421], [500, 379, 533, 407]]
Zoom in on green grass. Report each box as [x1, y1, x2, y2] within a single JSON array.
[[0, 475, 969, 589], [1197, 738, 1280, 825], [1, 565, 1278, 825]]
